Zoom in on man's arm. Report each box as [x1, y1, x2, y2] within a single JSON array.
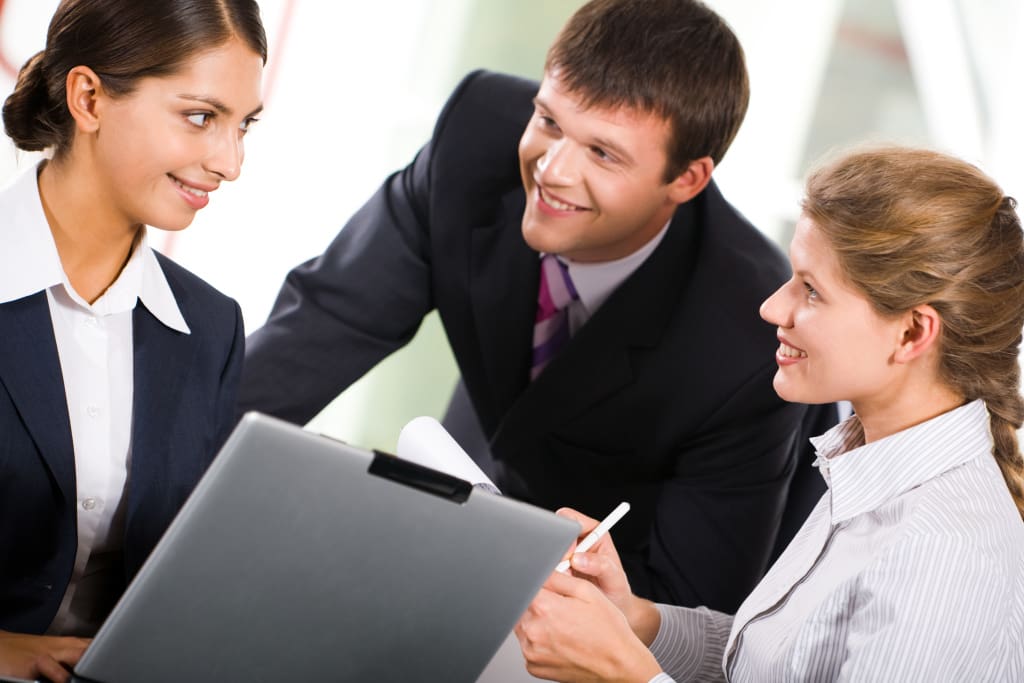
[[238, 153, 436, 425], [624, 364, 816, 612], [238, 70, 509, 427]]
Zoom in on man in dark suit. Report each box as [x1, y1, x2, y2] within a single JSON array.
[[240, 0, 834, 612]]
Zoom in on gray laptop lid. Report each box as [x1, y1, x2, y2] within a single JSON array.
[[72, 413, 579, 683]]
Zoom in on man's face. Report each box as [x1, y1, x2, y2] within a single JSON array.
[[518, 72, 680, 263]]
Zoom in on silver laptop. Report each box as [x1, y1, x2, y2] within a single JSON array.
[[67, 412, 578, 683]]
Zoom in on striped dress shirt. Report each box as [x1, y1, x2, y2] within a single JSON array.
[[647, 399, 1024, 682]]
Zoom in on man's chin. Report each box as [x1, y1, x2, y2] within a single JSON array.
[[521, 220, 557, 255]]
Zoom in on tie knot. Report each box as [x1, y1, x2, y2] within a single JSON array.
[[536, 254, 578, 322]]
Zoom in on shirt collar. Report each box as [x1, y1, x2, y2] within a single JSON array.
[[0, 163, 189, 333], [551, 218, 671, 316], [810, 399, 991, 522], [0, 164, 65, 303]]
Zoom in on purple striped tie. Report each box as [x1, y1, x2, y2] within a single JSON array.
[[531, 254, 579, 380]]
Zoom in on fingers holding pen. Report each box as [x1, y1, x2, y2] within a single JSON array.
[[516, 574, 661, 683]]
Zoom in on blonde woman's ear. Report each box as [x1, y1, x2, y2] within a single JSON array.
[[894, 305, 942, 364]]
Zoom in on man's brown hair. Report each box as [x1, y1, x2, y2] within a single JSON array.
[[546, 0, 749, 181]]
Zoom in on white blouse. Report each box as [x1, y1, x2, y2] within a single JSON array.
[[0, 165, 189, 635]]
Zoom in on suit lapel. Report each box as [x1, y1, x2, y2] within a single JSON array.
[[469, 190, 539, 423], [0, 292, 76, 501], [128, 300, 196, 497], [493, 200, 702, 447]]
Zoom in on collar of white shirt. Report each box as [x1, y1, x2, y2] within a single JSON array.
[[0, 163, 189, 333], [545, 218, 671, 318], [809, 399, 990, 522]]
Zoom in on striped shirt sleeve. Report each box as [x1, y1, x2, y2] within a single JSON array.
[[646, 604, 732, 682]]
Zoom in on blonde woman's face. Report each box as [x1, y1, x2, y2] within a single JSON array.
[[759, 215, 906, 407]]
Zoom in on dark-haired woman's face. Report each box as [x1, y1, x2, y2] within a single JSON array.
[[87, 38, 264, 232]]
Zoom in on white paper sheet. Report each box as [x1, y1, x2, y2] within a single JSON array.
[[396, 416, 500, 494]]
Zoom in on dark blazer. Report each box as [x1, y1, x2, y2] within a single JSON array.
[[0, 253, 243, 634], [240, 70, 832, 612]]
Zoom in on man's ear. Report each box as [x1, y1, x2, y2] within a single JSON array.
[[65, 65, 104, 134], [894, 304, 943, 364], [666, 156, 714, 205]]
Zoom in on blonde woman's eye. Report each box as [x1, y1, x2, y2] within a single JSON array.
[[805, 282, 819, 299]]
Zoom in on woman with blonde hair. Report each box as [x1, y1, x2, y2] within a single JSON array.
[[516, 146, 1024, 682]]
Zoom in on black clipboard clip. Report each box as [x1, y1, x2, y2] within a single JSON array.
[[368, 450, 473, 504]]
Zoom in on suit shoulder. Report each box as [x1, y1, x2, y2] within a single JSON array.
[[421, 70, 540, 202], [438, 70, 538, 130], [429, 70, 537, 174], [693, 181, 790, 292]]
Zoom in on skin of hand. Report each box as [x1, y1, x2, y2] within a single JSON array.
[[552, 508, 662, 645], [0, 631, 90, 683], [515, 570, 663, 683]]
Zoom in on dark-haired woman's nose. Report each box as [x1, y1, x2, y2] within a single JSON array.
[[205, 132, 243, 181]]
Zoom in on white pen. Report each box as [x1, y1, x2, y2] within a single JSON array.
[[556, 501, 630, 573]]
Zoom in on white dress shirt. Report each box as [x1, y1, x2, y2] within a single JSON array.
[[553, 219, 670, 334], [647, 399, 1024, 682], [0, 165, 189, 636]]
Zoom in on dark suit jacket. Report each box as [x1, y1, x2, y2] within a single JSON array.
[[0, 253, 243, 634], [240, 70, 832, 612]]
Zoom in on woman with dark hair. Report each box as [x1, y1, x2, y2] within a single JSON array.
[[0, 1, 267, 679], [515, 146, 1024, 682]]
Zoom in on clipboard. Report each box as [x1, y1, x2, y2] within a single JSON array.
[[70, 412, 579, 683]]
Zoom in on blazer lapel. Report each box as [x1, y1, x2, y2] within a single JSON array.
[[128, 301, 196, 496], [0, 292, 76, 502]]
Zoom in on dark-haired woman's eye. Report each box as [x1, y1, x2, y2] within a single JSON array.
[[186, 112, 212, 128], [239, 117, 260, 133]]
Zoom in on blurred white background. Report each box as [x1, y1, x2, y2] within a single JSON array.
[[3, 0, 1022, 449]]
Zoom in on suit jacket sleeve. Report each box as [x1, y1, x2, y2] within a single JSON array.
[[236, 81, 484, 425]]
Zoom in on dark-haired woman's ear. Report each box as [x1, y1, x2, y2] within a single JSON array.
[[65, 65, 103, 135], [894, 305, 943, 364]]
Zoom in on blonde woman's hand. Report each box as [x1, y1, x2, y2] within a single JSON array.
[[515, 570, 662, 683]]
